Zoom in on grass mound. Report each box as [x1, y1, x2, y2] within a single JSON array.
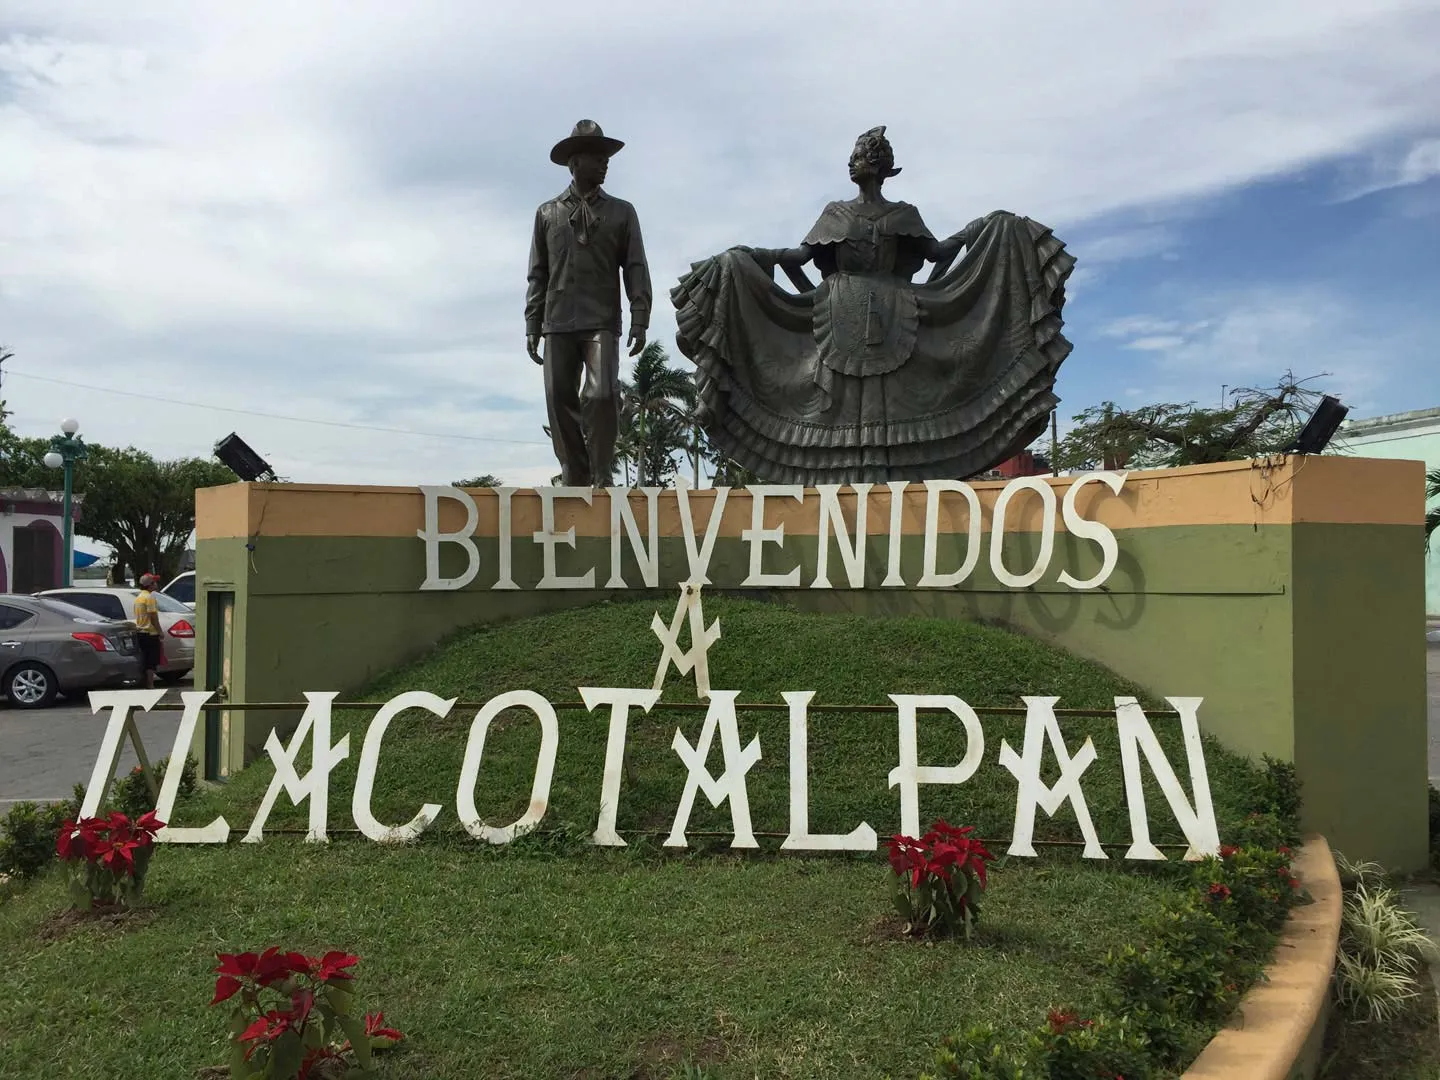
[[0, 597, 1277, 1079]]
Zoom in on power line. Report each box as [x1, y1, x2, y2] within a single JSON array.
[[5, 370, 551, 447]]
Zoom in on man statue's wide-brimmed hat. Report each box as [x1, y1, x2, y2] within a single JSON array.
[[550, 119, 625, 165]]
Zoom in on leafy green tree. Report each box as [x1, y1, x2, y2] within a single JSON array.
[[618, 342, 698, 487], [453, 474, 504, 488], [1054, 372, 1329, 472], [0, 399, 235, 581], [77, 447, 237, 582]]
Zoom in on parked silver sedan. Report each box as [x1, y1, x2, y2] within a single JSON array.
[[40, 586, 196, 684], [0, 594, 142, 709]]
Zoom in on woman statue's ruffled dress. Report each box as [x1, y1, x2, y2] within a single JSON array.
[[671, 126, 1076, 484]]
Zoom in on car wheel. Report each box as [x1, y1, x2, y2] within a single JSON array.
[[6, 662, 58, 709], [157, 669, 190, 685]]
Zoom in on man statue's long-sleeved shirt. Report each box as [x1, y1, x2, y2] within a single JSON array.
[[525, 185, 652, 338]]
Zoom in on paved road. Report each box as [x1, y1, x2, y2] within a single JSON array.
[[0, 681, 189, 808]]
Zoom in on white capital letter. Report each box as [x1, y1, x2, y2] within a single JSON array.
[[665, 691, 763, 848], [155, 691, 231, 843], [1057, 472, 1127, 590], [533, 487, 596, 589], [456, 691, 560, 844], [813, 484, 871, 589], [352, 691, 452, 843], [675, 477, 729, 585], [1116, 696, 1220, 861], [741, 485, 804, 587], [781, 691, 877, 851], [606, 487, 661, 588], [80, 689, 168, 818], [883, 480, 908, 587], [990, 477, 1057, 588], [998, 696, 1105, 859], [417, 485, 481, 591], [243, 693, 351, 844], [580, 686, 662, 846], [493, 487, 519, 590], [919, 481, 983, 587], [888, 695, 985, 838]]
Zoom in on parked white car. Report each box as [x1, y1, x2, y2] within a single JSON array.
[[38, 586, 196, 683], [163, 571, 196, 610]]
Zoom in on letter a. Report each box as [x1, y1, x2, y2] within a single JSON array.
[[665, 691, 762, 849], [999, 696, 1105, 859]]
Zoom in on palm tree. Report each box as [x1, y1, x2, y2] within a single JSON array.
[[1426, 467, 1440, 551], [618, 342, 698, 487]]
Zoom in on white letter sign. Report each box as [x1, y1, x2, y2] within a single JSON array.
[[665, 691, 763, 848], [352, 691, 452, 843], [741, 485, 804, 587], [919, 481, 983, 587], [1057, 472, 1127, 590], [780, 691, 877, 851], [243, 693, 352, 844], [417, 485, 481, 591], [456, 690, 560, 844], [533, 487, 596, 589], [580, 686, 663, 846], [999, 696, 1105, 859], [888, 695, 985, 839], [1116, 696, 1220, 861]]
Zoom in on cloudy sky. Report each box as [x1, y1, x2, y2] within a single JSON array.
[[2, 0, 1438, 497]]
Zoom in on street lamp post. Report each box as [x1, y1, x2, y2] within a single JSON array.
[[42, 418, 87, 588]]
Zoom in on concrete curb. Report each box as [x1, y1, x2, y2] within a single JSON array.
[[1182, 835, 1341, 1080]]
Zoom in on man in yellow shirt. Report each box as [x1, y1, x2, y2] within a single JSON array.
[[134, 573, 164, 689]]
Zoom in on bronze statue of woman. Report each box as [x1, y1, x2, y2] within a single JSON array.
[[671, 125, 1076, 484]]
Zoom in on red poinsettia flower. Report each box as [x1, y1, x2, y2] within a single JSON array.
[[312, 951, 361, 983], [134, 810, 165, 839], [1277, 846, 1292, 856], [1046, 1007, 1093, 1034], [238, 1009, 295, 1060], [55, 820, 80, 861], [1207, 883, 1232, 902], [364, 1011, 404, 1046], [215, 947, 302, 991], [1219, 844, 1239, 859]]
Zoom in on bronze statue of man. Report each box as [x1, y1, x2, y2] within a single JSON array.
[[525, 120, 652, 486]]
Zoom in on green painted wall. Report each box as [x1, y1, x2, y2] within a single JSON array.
[[194, 514, 1427, 869]]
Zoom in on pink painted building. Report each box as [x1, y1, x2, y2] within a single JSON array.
[[0, 488, 83, 593]]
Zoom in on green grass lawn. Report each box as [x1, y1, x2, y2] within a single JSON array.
[[0, 597, 1278, 1078]]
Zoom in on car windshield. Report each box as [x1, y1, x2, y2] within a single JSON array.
[[154, 592, 191, 614], [32, 596, 110, 624]]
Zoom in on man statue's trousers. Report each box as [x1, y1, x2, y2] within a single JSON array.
[[543, 329, 620, 486]]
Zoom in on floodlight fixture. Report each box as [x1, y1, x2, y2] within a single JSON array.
[[1287, 395, 1349, 455], [214, 432, 278, 482]]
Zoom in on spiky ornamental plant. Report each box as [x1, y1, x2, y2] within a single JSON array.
[[1333, 881, 1436, 1024]]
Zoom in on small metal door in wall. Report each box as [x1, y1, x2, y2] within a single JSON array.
[[203, 590, 235, 780]]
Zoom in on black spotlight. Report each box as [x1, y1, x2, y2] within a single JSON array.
[[1287, 395, 1349, 456], [214, 432, 278, 482]]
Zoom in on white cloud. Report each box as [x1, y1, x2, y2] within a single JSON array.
[[2, 0, 1438, 484], [1124, 335, 1187, 352]]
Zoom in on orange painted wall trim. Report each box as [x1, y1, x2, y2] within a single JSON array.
[[195, 456, 1422, 541]]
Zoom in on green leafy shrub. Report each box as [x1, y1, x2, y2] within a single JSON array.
[[1256, 755, 1302, 840], [0, 796, 80, 880], [110, 755, 198, 819], [1030, 1009, 1153, 1080], [919, 1024, 1028, 1079]]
